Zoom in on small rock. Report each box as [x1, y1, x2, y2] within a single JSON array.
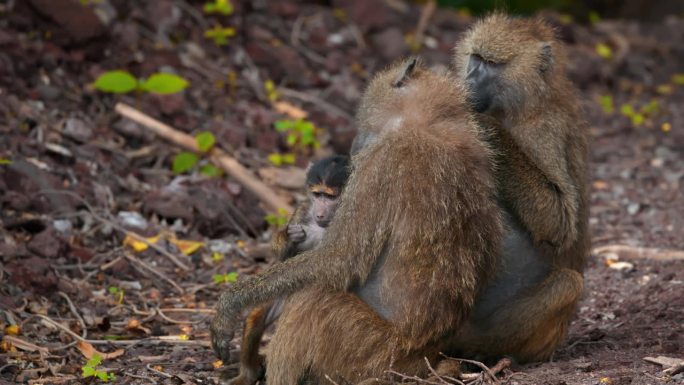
[[27, 228, 66, 259], [28, 0, 110, 43], [150, 93, 186, 115], [142, 190, 194, 223], [63, 117, 93, 143], [6, 256, 59, 294], [117, 211, 148, 230], [36, 84, 62, 101], [627, 202, 641, 215], [53, 219, 73, 234]]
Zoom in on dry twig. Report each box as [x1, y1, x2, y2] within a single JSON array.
[[593, 244, 684, 261], [115, 103, 292, 213]]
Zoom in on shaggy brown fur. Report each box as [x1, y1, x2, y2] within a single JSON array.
[[211, 59, 502, 384], [451, 13, 590, 362]]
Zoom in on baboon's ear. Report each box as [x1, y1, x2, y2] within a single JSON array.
[[539, 42, 554, 74], [392, 57, 418, 88]]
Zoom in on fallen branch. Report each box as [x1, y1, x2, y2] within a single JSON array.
[[593, 244, 684, 261], [115, 103, 293, 213]]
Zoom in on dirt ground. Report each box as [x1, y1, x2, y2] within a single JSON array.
[[0, 1, 682, 384]]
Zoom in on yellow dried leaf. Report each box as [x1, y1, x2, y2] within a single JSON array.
[[179, 334, 190, 341], [213, 360, 224, 369], [600, 377, 612, 384], [169, 238, 204, 255], [236, 240, 246, 250], [273, 101, 308, 120], [5, 325, 20, 336], [123, 233, 160, 252], [662, 122, 671, 133], [0, 340, 15, 352]]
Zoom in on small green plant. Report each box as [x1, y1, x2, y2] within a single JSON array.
[[619, 100, 661, 126], [274, 119, 320, 150], [588, 11, 601, 25], [595, 43, 612, 60], [172, 132, 221, 176], [269, 119, 320, 167], [0, 158, 11, 165], [211, 252, 224, 263], [204, 25, 236, 46], [93, 71, 189, 94], [264, 80, 279, 102], [203, 0, 234, 15], [672, 74, 684, 85], [108, 286, 124, 304], [265, 208, 290, 227], [213, 272, 238, 284], [598, 95, 614, 114], [267, 153, 296, 166], [82, 354, 115, 382]]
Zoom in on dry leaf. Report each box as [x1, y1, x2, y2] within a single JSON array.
[[123, 233, 160, 252], [213, 360, 224, 369], [273, 101, 308, 119], [76, 340, 125, 360], [169, 238, 204, 255], [4, 325, 21, 336], [2, 335, 47, 354]]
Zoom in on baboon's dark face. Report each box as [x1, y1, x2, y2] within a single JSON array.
[[464, 53, 503, 114]]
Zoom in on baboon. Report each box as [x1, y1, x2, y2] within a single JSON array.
[[229, 155, 350, 385], [212, 58, 503, 384], [451, 13, 590, 362]]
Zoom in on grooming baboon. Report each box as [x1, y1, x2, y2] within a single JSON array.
[[230, 155, 350, 385], [451, 13, 589, 362], [212, 58, 503, 384]]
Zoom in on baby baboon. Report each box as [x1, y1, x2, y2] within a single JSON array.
[[229, 155, 350, 385], [452, 13, 589, 362], [212, 58, 502, 384]]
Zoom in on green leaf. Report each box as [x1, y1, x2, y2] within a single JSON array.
[[172, 152, 199, 174], [225, 271, 238, 282], [108, 286, 118, 294], [0, 158, 11, 165], [87, 354, 103, 367], [595, 43, 612, 60], [141, 73, 189, 94], [268, 153, 283, 166], [673, 74, 684, 85], [203, 3, 216, 13], [620, 104, 635, 117], [281, 153, 296, 165], [274, 120, 295, 132], [82, 366, 95, 378], [286, 133, 298, 146], [195, 131, 216, 152], [588, 11, 600, 25], [631, 114, 644, 126], [96, 371, 109, 381], [200, 164, 221, 177], [640, 100, 660, 115], [93, 70, 138, 94], [598, 95, 614, 114]]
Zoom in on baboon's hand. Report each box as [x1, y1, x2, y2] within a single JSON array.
[[287, 224, 306, 244], [211, 291, 240, 362]]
